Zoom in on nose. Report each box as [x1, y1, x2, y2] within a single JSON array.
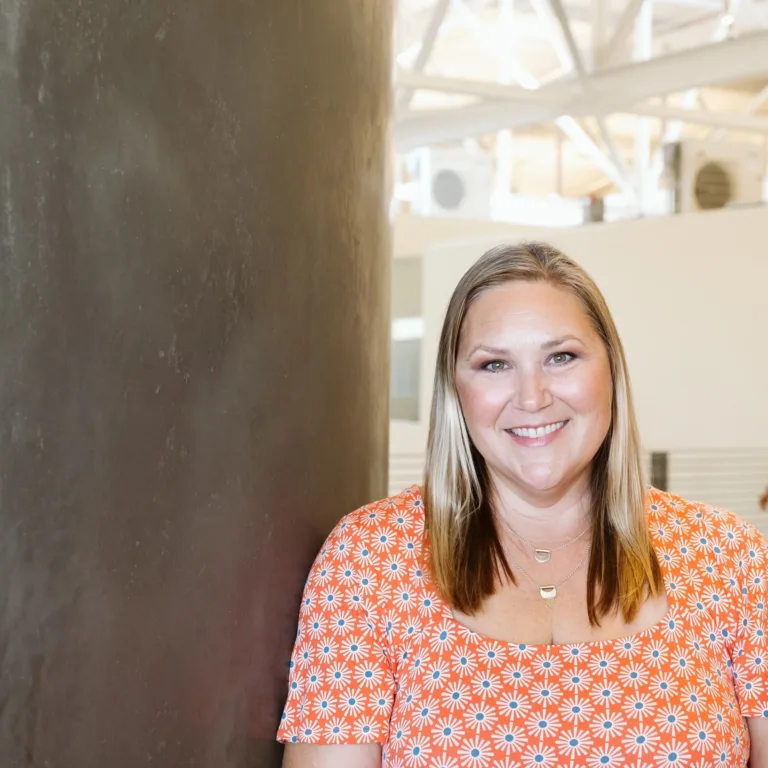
[[513, 366, 553, 412]]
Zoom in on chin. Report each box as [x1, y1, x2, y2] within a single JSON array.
[[517, 462, 565, 488], [499, 464, 566, 495]]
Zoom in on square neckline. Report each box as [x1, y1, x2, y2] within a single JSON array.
[[414, 484, 680, 652]]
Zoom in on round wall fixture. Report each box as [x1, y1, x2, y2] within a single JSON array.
[[694, 161, 732, 210], [432, 169, 466, 210]]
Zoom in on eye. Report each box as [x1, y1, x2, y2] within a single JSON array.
[[482, 360, 508, 373], [549, 352, 576, 366]]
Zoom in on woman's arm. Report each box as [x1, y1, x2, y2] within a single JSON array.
[[283, 743, 382, 768], [749, 717, 768, 767]]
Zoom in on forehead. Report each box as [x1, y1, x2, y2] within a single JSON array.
[[460, 280, 596, 341]]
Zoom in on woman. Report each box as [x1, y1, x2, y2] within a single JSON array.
[[278, 242, 768, 767]]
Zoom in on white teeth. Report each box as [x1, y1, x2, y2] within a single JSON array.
[[510, 421, 565, 438]]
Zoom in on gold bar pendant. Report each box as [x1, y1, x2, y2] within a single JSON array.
[[539, 585, 557, 608]]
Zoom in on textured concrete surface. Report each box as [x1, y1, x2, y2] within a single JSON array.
[[0, 2, 392, 765]]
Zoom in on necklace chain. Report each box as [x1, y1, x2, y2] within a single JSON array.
[[502, 539, 591, 591], [499, 529, 591, 609], [496, 513, 591, 556]]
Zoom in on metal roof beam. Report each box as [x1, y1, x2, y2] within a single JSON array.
[[394, 70, 556, 105], [543, 0, 634, 194], [394, 31, 768, 149], [601, 0, 646, 68], [558, 31, 768, 106], [632, 103, 768, 132]]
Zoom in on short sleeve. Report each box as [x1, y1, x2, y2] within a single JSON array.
[[730, 522, 768, 717], [277, 513, 396, 745]]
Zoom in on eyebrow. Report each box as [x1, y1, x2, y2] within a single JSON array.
[[541, 335, 583, 350], [464, 345, 508, 360], [465, 335, 584, 360]]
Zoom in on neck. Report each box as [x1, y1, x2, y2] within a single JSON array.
[[491, 474, 592, 544]]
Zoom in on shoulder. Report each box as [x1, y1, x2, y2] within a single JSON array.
[[304, 486, 426, 623], [648, 487, 768, 560], [319, 484, 426, 562]]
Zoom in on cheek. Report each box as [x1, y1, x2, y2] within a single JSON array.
[[455, 375, 509, 427], [557, 367, 612, 423]]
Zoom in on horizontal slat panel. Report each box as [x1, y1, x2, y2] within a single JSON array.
[[388, 452, 425, 497]]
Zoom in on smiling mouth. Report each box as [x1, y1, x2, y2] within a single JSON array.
[[506, 421, 568, 439]]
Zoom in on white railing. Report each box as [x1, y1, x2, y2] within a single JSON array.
[[388, 448, 768, 536]]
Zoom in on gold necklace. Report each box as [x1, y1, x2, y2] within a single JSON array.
[[496, 513, 591, 563], [501, 538, 590, 609]]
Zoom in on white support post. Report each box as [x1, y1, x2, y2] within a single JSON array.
[[396, 0, 451, 112], [633, 0, 653, 211]]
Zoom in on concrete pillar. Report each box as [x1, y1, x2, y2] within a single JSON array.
[[0, 2, 392, 766]]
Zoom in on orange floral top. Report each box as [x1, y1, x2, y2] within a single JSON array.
[[277, 486, 768, 767]]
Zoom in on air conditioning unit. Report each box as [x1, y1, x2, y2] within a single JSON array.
[[663, 139, 765, 214], [408, 148, 494, 219]]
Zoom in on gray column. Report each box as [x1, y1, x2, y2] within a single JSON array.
[[0, 2, 392, 766]]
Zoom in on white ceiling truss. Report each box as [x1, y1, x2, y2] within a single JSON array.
[[394, 0, 768, 199], [394, 31, 768, 148]]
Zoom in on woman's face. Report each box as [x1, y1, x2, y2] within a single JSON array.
[[455, 280, 613, 504]]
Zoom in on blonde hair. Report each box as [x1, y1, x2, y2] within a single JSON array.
[[423, 241, 663, 624]]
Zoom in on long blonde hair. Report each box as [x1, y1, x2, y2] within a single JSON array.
[[423, 241, 663, 624]]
